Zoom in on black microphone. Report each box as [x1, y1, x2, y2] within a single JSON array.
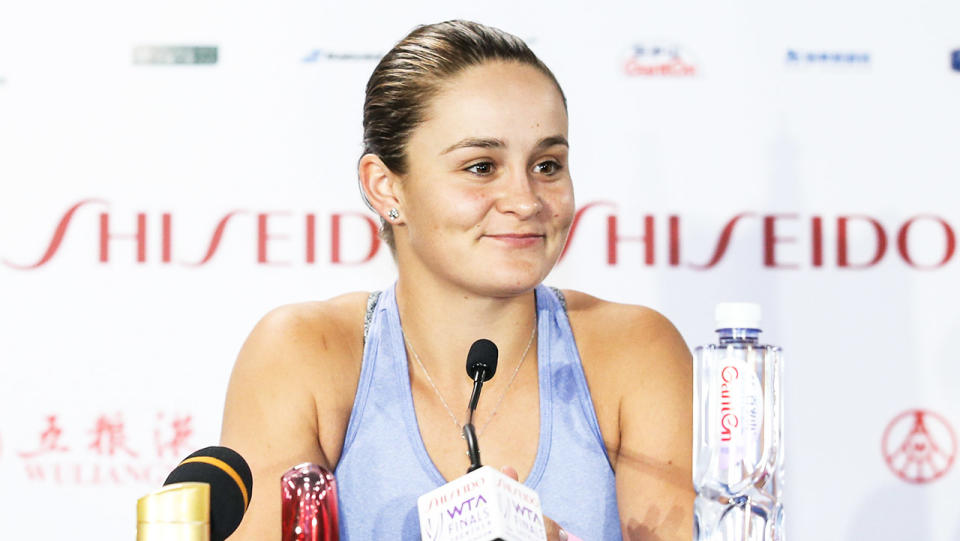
[[466, 338, 499, 383], [163, 446, 254, 541], [463, 339, 498, 472]]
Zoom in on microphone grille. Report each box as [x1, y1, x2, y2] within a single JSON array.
[[163, 446, 253, 541], [466, 339, 498, 381]]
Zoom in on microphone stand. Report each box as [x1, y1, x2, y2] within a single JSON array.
[[463, 370, 487, 473]]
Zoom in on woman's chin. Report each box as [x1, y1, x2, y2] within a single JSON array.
[[465, 267, 552, 298]]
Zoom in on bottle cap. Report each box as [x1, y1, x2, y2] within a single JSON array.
[[715, 302, 762, 330]]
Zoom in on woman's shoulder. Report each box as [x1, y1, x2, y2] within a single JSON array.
[[225, 291, 370, 407], [221, 292, 371, 463], [559, 289, 686, 348], [557, 288, 691, 384], [241, 292, 369, 372], [258, 291, 371, 329]]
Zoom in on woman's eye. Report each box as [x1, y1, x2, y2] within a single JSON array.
[[465, 162, 495, 175], [534, 160, 562, 175]]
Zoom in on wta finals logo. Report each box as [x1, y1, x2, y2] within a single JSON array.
[[882, 409, 957, 484]]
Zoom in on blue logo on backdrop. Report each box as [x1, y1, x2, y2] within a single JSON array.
[[786, 49, 870, 65], [952, 49, 960, 72]]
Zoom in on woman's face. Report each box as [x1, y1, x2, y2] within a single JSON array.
[[394, 60, 574, 297]]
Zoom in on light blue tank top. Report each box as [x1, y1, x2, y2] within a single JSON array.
[[334, 284, 622, 540]]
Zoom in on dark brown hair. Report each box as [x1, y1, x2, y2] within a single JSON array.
[[361, 20, 566, 250]]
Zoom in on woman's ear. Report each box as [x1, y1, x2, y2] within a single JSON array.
[[358, 154, 403, 225]]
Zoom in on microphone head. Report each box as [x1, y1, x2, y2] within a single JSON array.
[[163, 446, 253, 541], [466, 339, 498, 382]]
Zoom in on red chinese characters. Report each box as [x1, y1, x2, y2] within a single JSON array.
[[88, 414, 138, 458], [16, 411, 196, 486], [18, 415, 70, 458]]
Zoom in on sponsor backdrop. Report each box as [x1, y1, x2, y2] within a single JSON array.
[[1, 0, 958, 538]]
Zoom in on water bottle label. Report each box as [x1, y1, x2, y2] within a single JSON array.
[[717, 353, 763, 478]]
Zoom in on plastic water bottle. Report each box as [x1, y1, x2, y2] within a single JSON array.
[[693, 303, 784, 541]]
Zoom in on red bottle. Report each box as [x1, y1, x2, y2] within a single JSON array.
[[281, 463, 340, 541]]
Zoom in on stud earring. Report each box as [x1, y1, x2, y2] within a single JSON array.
[[387, 208, 400, 220]]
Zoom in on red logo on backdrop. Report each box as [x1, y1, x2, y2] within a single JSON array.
[[882, 409, 957, 484], [623, 44, 698, 76], [15, 412, 195, 485], [3, 199, 959, 270]]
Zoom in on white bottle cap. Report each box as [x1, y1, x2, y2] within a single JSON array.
[[715, 302, 762, 330]]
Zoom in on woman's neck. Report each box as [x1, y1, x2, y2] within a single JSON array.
[[394, 274, 538, 386]]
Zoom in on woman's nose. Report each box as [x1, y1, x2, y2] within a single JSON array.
[[495, 169, 543, 219]]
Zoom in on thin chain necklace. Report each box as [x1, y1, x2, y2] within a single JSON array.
[[403, 322, 537, 437]]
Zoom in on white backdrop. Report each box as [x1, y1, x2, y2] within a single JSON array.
[[1, 0, 959, 539]]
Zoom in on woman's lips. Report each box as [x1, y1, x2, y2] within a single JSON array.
[[484, 233, 545, 247]]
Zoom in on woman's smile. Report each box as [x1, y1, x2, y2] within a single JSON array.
[[481, 232, 546, 248]]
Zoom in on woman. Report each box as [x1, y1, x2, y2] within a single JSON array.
[[221, 20, 693, 540]]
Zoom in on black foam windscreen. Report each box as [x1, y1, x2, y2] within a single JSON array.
[[163, 446, 253, 541], [466, 338, 498, 382]]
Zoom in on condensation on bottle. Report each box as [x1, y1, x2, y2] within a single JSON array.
[[693, 303, 784, 541]]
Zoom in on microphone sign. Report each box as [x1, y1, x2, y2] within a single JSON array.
[[417, 466, 546, 541]]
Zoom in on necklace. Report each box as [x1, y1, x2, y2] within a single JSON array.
[[403, 322, 537, 438]]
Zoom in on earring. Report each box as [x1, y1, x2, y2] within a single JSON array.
[[387, 208, 400, 220]]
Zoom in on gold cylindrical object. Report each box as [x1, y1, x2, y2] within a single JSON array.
[[137, 482, 210, 541]]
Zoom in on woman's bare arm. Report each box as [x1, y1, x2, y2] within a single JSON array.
[[567, 293, 695, 540], [613, 308, 694, 540], [219, 296, 364, 540]]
